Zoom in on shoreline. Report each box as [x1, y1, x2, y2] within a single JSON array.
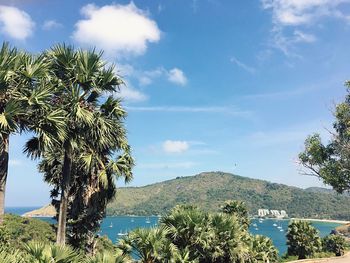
[[290, 218, 350, 224], [20, 213, 350, 224]]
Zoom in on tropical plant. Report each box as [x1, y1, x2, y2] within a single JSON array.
[[23, 241, 83, 263], [160, 205, 258, 263], [86, 249, 132, 263], [0, 42, 63, 225], [286, 221, 321, 259], [0, 214, 55, 249], [118, 227, 175, 263], [221, 200, 250, 228], [248, 235, 278, 263], [322, 234, 346, 257], [0, 247, 27, 263], [25, 44, 133, 246], [299, 81, 350, 194]]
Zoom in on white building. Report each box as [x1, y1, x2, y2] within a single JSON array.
[[258, 209, 270, 217]]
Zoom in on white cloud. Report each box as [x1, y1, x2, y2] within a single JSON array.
[[230, 56, 256, 74], [261, 0, 350, 55], [138, 68, 164, 86], [0, 5, 34, 40], [163, 140, 189, 153], [116, 65, 188, 87], [261, 0, 350, 26], [117, 85, 147, 103], [9, 159, 22, 167], [73, 3, 161, 57], [42, 20, 62, 30], [293, 30, 316, 43], [167, 68, 187, 86], [126, 105, 252, 117]]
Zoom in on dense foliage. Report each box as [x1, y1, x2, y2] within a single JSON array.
[[0, 214, 55, 249], [119, 205, 279, 263], [107, 172, 350, 220], [322, 234, 347, 256], [299, 81, 350, 194], [0, 42, 134, 248], [286, 221, 321, 259]]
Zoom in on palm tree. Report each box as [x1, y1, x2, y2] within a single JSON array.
[[322, 234, 346, 257], [118, 227, 174, 263], [37, 98, 133, 251], [23, 242, 83, 263], [0, 43, 19, 224], [221, 200, 250, 228], [86, 250, 132, 263], [208, 213, 251, 263], [249, 235, 278, 263], [161, 204, 257, 263], [25, 44, 131, 245], [286, 220, 321, 259], [161, 205, 210, 261], [0, 43, 61, 224]]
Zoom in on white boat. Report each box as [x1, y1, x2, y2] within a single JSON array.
[[117, 230, 128, 236], [109, 222, 113, 228], [145, 218, 151, 224], [252, 223, 258, 227], [279, 229, 284, 232], [273, 223, 277, 227], [255, 227, 259, 231]]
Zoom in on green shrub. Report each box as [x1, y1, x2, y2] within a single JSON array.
[[286, 221, 322, 259], [322, 234, 346, 256]]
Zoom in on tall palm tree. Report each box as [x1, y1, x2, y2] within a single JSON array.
[[0, 43, 18, 224], [25, 44, 132, 245], [37, 97, 133, 251], [0, 43, 61, 224]]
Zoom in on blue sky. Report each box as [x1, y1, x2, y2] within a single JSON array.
[[1, 0, 350, 206]]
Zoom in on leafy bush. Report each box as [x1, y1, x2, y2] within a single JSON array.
[[118, 204, 279, 263], [322, 234, 347, 256], [0, 214, 55, 249], [286, 221, 322, 259]]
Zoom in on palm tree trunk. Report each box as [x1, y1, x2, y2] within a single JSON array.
[[0, 134, 9, 225], [56, 145, 72, 245]]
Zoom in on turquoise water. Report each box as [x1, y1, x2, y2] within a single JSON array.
[[5, 207, 341, 255]]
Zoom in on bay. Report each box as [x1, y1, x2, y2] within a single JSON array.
[[5, 207, 341, 255]]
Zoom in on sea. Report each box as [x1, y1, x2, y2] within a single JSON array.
[[5, 207, 342, 255]]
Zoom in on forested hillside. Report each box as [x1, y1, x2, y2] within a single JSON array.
[[107, 172, 350, 220]]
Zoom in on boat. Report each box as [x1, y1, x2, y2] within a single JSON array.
[[145, 218, 151, 224], [255, 227, 259, 231], [117, 230, 128, 236], [109, 222, 113, 228], [273, 223, 277, 227], [252, 223, 258, 227], [279, 229, 284, 232]]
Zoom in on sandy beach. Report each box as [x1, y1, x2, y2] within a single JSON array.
[[290, 218, 350, 224]]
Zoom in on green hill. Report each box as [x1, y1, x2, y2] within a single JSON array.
[[107, 172, 350, 220]]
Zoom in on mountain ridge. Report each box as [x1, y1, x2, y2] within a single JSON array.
[[107, 171, 350, 220]]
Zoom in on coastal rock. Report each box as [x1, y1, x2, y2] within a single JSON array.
[[22, 204, 56, 217]]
